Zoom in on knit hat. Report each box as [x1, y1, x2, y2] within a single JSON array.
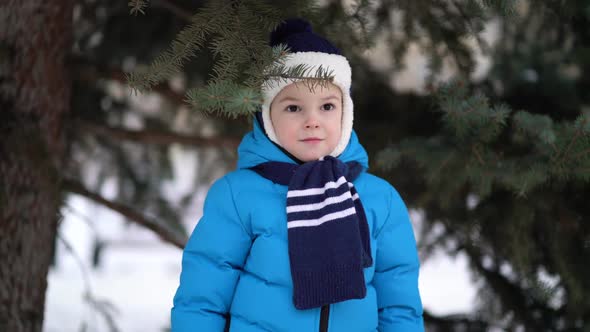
[[260, 18, 353, 158]]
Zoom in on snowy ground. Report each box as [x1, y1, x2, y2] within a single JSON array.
[[43, 196, 476, 332], [44, 245, 181, 332]]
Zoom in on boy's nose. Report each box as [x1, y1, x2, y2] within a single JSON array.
[[304, 112, 320, 129]]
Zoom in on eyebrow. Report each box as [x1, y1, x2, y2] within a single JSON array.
[[321, 95, 340, 101], [275, 96, 300, 104], [275, 95, 340, 104]]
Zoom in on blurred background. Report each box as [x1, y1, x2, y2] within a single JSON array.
[[2, 0, 589, 331]]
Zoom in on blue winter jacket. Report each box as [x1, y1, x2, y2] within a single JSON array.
[[171, 119, 424, 332]]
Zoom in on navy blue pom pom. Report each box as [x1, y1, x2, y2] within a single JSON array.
[[270, 18, 313, 46], [269, 18, 340, 55]]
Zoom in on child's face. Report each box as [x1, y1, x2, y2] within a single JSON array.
[[270, 82, 343, 162]]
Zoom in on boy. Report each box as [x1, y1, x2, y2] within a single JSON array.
[[171, 18, 424, 331]]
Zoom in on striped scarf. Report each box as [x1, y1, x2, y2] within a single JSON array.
[[251, 156, 372, 310]]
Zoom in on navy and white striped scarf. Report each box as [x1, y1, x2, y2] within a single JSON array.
[[251, 156, 372, 310]]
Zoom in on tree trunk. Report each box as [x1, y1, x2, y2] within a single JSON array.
[[0, 1, 73, 331]]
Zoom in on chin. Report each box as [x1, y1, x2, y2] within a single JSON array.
[[291, 146, 333, 162], [297, 156, 317, 162], [297, 153, 326, 162]]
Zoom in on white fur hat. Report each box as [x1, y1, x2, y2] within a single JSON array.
[[260, 19, 353, 158]]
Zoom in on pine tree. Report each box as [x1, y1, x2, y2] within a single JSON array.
[[0, 1, 74, 331], [369, 1, 590, 329]]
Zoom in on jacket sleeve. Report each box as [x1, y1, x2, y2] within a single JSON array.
[[171, 177, 252, 332], [374, 187, 424, 332]]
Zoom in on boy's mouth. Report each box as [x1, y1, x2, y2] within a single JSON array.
[[301, 137, 323, 142]]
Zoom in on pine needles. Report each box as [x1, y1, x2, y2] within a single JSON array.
[[126, 0, 336, 117], [377, 80, 590, 200], [128, 0, 148, 16]]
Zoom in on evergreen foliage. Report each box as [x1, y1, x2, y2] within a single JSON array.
[[373, 2, 590, 330], [379, 80, 590, 199], [127, 0, 338, 117], [128, 0, 148, 16]]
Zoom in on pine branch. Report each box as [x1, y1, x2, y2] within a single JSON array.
[[481, 0, 517, 16], [128, 0, 148, 16], [349, 0, 378, 48], [463, 244, 561, 330], [436, 80, 510, 143], [423, 309, 495, 330], [126, 1, 234, 93], [129, 0, 193, 21], [513, 111, 557, 152], [555, 128, 582, 167], [262, 61, 336, 94], [74, 119, 240, 149], [126, 1, 348, 117], [556, 113, 589, 166], [62, 178, 188, 249], [471, 143, 485, 165], [186, 81, 264, 117], [571, 147, 590, 161], [547, 112, 590, 180]]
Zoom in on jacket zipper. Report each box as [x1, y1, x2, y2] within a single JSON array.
[[319, 304, 330, 332]]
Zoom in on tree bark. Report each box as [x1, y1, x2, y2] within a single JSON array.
[[0, 1, 73, 331]]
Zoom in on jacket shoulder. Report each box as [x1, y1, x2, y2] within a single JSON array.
[[213, 169, 275, 227], [201, 170, 263, 230], [355, 172, 410, 235], [223, 168, 262, 183], [355, 172, 396, 195], [221, 169, 271, 195]]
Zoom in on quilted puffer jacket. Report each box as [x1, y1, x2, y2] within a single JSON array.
[[171, 119, 424, 332]]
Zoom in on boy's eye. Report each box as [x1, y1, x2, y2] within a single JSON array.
[[286, 105, 301, 112], [322, 103, 336, 111]]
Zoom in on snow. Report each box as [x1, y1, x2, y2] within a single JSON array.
[[419, 250, 477, 316], [44, 245, 181, 332]]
